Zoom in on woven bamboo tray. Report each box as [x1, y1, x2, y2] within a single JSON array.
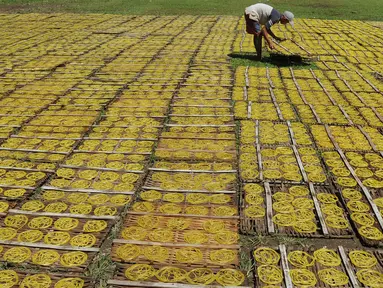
[[0, 159, 56, 173], [1, 270, 94, 287], [267, 183, 325, 238], [96, 118, 163, 128], [63, 152, 149, 172], [86, 125, 161, 141], [337, 185, 383, 247], [143, 170, 237, 193], [0, 187, 35, 202], [150, 161, 236, 173], [252, 245, 287, 288], [75, 139, 155, 154], [168, 116, 234, 126], [0, 244, 97, 272], [239, 182, 268, 235], [0, 137, 78, 154], [281, 245, 353, 288], [313, 185, 353, 238], [258, 121, 292, 146], [0, 168, 50, 189], [164, 125, 236, 134], [109, 263, 251, 287], [154, 149, 236, 163], [259, 145, 305, 184], [0, 229, 104, 249], [3, 209, 114, 235], [0, 150, 67, 163], [171, 106, 233, 116], [342, 246, 383, 287], [46, 167, 143, 194], [122, 214, 238, 238], [156, 138, 236, 152], [128, 201, 238, 218], [111, 242, 239, 268], [27, 115, 96, 127], [13, 195, 126, 218]]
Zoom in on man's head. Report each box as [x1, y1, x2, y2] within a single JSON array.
[[281, 11, 294, 27]]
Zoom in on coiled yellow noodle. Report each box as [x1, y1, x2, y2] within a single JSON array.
[[356, 269, 383, 287], [44, 202, 68, 213], [20, 274, 51, 288], [140, 190, 162, 201], [148, 228, 173, 242], [70, 234, 96, 247], [60, 251, 88, 267], [216, 269, 245, 286], [32, 250, 60, 266], [83, 220, 107, 232], [54, 218, 79, 231], [314, 248, 341, 266], [203, 220, 225, 233], [18, 229, 44, 243], [257, 265, 283, 284], [209, 249, 236, 264], [318, 268, 349, 286], [214, 231, 239, 244], [185, 205, 209, 215], [121, 226, 147, 240], [4, 247, 31, 263], [166, 218, 190, 230], [156, 266, 187, 283], [143, 245, 169, 262], [287, 251, 315, 267], [349, 250, 377, 268], [44, 231, 71, 245], [273, 213, 296, 226], [358, 226, 383, 240], [28, 217, 53, 229], [245, 206, 265, 218], [94, 206, 117, 216], [186, 268, 215, 285], [290, 269, 317, 286], [325, 215, 349, 229], [184, 230, 208, 244], [54, 278, 85, 288], [159, 203, 181, 214], [176, 247, 203, 263], [4, 214, 28, 229], [293, 221, 317, 233], [253, 247, 280, 265], [0, 227, 17, 240], [0, 270, 18, 288], [116, 244, 140, 261]]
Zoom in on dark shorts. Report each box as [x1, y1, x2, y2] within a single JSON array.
[[244, 13, 261, 35]]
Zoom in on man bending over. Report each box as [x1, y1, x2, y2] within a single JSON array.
[[244, 3, 294, 59]]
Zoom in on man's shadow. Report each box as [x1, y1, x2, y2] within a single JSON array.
[[228, 52, 314, 67]]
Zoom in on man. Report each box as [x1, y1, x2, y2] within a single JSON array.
[[244, 3, 294, 59]]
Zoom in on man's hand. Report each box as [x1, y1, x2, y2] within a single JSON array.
[[268, 42, 275, 50]]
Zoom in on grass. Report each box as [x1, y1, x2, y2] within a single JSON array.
[[86, 253, 115, 288], [274, 235, 313, 248], [0, 0, 382, 21]]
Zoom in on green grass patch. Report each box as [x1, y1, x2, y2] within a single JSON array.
[[0, 0, 382, 20], [230, 52, 318, 69]]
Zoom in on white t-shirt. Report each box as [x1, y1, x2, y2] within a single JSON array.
[[245, 3, 274, 25]]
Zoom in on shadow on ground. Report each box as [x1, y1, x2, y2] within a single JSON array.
[[229, 52, 317, 68]]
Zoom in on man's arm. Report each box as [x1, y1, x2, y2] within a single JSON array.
[[262, 8, 283, 48], [261, 26, 275, 50]]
